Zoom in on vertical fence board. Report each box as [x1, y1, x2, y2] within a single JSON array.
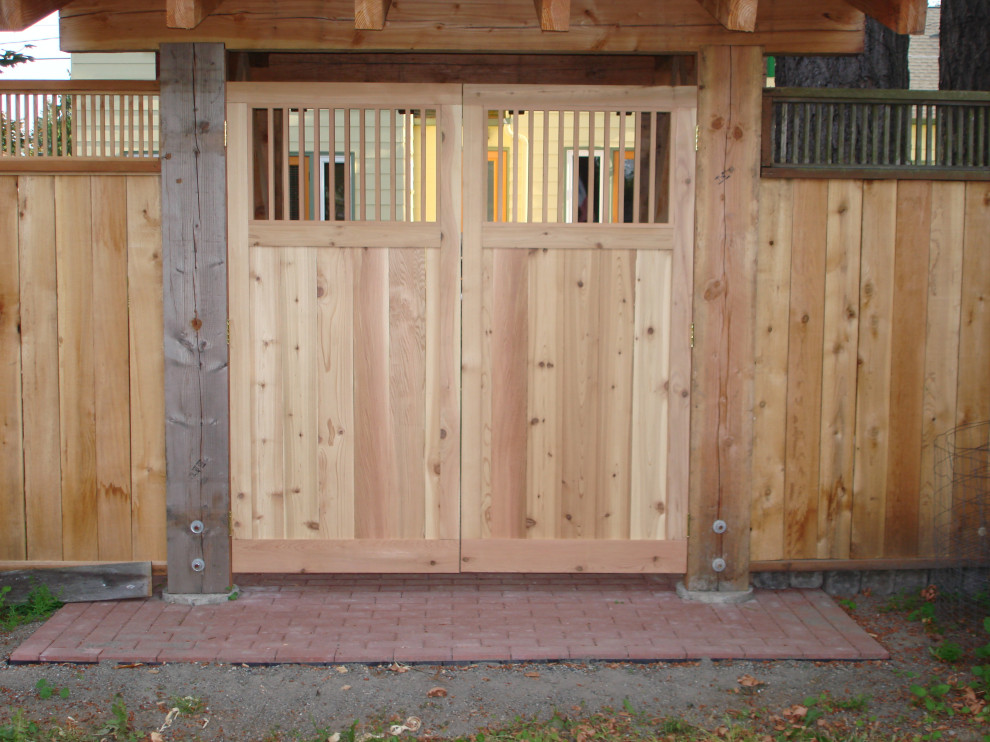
[[817, 180, 863, 559], [918, 182, 964, 556], [56, 175, 98, 560], [851, 181, 897, 559], [526, 249, 562, 539], [19, 176, 62, 561], [0, 177, 25, 560], [490, 249, 528, 538], [316, 249, 356, 540], [751, 178, 792, 562], [280, 248, 320, 539], [955, 183, 990, 428], [559, 251, 600, 538], [126, 176, 166, 562], [250, 247, 285, 539], [883, 181, 931, 557], [597, 250, 635, 539], [783, 179, 828, 559], [92, 176, 133, 561], [389, 247, 428, 540], [353, 248, 394, 538]]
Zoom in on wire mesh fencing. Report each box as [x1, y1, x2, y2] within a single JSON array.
[[931, 421, 990, 633]]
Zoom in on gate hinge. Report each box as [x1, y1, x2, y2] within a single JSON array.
[[690, 323, 695, 349]]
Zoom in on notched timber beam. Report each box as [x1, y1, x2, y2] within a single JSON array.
[[354, 0, 392, 30], [0, 0, 71, 31], [534, 0, 569, 31], [167, 0, 223, 29], [695, 0, 758, 32], [844, 0, 926, 34]]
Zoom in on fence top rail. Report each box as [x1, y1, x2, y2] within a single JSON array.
[[0, 81, 160, 94], [765, 87, 990, 105]]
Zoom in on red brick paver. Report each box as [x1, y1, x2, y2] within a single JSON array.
[[8, 575, 888, 665]]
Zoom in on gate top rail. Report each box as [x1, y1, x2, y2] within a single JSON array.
[[1, 80, 160, 171], [762, 87, 990, 180]]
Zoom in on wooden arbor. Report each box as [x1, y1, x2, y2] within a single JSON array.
[[2, 0, 930, 594]]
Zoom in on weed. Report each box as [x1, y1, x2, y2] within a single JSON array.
[[838, 597, 857, 611], [0, 583, 63, 630], [0, 710, 40, 742], [34, 678, 69, 701], [910, 679, 954, 716], [930, 641, 964, 663], [171, 695, 206, 715], [833, 693, 871, 712]]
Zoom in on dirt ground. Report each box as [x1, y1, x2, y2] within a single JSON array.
[[1, 592, 987, 740]]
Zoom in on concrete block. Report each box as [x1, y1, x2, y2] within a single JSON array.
[[751, 572, 790, 590], [823, 571, 861, 597], [860, 571, 895, 596], [789, 572, 823, 589], [890, 570, 931, 595]]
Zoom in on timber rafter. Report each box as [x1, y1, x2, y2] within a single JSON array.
[[695, 0, 757, 32], [0, 0, 70, 31]]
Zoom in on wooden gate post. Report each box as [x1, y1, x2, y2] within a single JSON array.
[[160, 43, 231, 596], [685, 46, 763, 595]]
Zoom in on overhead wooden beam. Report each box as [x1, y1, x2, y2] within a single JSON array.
[[59, 0, 866, 55], [845, 0, 926, 34], [534, 0, 569, 31], [0, 0, 71, 31], [354, 0, 391, 30], [166, 0, 223, 29], [160, 42, 231, 596], [695, 0, 758, 32]]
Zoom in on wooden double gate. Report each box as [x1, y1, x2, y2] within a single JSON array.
[[227, 83, 695, 573]]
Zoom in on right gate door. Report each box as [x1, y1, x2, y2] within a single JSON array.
[[460, 86, 696, 572]]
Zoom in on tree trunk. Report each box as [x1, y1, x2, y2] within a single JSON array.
[[939, 0, 990, 91], [776, 16, 909, 89]]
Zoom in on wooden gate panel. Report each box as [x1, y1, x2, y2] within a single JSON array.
[[228, 86, 461, 573], [462, 86, 694, 573]]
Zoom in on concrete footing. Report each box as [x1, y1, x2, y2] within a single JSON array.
[[162, 585, 239, 606], [676, 581, 755, 604]]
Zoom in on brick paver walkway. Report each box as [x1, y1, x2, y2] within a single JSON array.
[[9, 575, 888, 665]]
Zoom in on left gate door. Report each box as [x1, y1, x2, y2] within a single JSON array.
[[227, 83, 462, 572]]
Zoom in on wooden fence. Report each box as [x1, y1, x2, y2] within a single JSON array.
[[0, 174, 165, 564], [752, 178, 990, 564]]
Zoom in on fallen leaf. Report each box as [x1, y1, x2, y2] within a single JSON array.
[[427, 686, 448, 698], [783, 705, 808, 722], [335, 665, 349, 674], [737, 674, 761, 687], [388, 662, 411, 674], [340, 685, 351, 691], [524, 671, 540, 678], [150, 733, 164, 742], [116, 663, 143, 669], [328, 734, 340, 742]]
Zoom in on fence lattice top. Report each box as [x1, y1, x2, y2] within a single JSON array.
[[1, 81, 159, 161], [763, 88, 990, 180]]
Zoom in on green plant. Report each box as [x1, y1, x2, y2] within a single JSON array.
[[34, 678, 69, 701], [0, 583, 64, 630], [838, 598, 857, 611], [171, 695, 206, 715], [93, 696, 139, 741], [910, 679, 954, 716], [930, 641, 964, 663], [0, 710, 40, 742]]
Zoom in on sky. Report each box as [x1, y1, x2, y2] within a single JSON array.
[[0, 13, 70, 80]]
